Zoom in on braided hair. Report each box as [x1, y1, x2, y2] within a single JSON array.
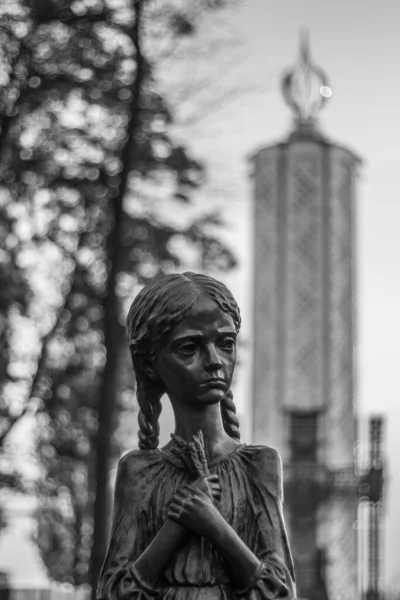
[[126, 272, 242, 449]]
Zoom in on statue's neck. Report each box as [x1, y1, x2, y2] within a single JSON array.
[[168, 401, 237, 464]]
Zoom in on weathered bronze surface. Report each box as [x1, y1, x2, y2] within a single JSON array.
[[97, 272, 296, 599]]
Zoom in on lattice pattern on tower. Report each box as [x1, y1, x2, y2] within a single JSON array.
[[285, 157, 323, 410], [252, 155, 279, 442], [328, 156, 355, 468]]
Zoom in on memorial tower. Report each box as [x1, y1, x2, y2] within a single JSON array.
[[250, 33, 361, 599]]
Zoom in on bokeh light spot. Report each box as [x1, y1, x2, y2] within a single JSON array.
[[320, 85, 332, 98]]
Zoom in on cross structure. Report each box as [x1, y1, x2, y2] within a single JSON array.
[[362, 417, 384, 600], [250, 34, 385, 600]]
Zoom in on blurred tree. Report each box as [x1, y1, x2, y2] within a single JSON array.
[[0, 0, 238, 593]]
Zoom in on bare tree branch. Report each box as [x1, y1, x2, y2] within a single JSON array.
[[0, 234, 83, 449], [178, 81, 267, 127]]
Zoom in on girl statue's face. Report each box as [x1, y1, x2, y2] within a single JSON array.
[[154, 295, 237, 407]]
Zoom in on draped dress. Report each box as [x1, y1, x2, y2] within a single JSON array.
[[97, 443, 296, 600]]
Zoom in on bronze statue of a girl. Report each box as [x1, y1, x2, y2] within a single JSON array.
[[97, 272, 296, 599]]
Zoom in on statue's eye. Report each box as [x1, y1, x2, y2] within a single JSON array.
[[177, 343, 197, 355], [220, 337, 236, 351]]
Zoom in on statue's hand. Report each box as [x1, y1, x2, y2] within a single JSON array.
[[168, 485, 221, 538], [191, 474, 221, 503]]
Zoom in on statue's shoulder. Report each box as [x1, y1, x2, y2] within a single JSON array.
[[117, 448, 162, 479], [113, 450, 162, 506], [243, 444, 282, 497], [244, 443, 280, 468]]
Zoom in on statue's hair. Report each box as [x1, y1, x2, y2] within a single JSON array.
[[126, 272, 241, 449]]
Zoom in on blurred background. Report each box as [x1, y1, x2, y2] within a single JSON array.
[[0, 0, 398, 598]]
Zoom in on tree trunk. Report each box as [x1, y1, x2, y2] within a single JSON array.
[[89, 1, 145, 597]]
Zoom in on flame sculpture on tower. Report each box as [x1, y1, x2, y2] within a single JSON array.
[[250, 33, 384, 600]]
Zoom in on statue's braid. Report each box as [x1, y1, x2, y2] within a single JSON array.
[[137, 377, 162, 450], [221, 389, 241, 441]]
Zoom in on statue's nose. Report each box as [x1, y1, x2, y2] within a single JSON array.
[[204, 345, 223, 371]]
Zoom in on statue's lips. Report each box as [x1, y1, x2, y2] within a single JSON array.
[[199, 379, 226, 388]]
